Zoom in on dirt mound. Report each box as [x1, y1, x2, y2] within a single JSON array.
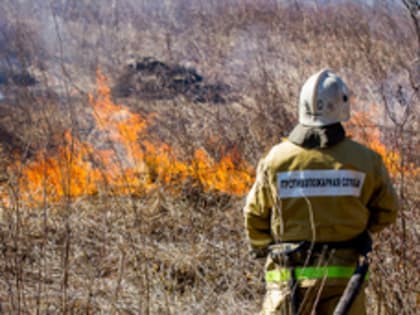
[[112, 57, 230, 104]]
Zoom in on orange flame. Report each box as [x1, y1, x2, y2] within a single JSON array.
[[7, 70, 253, 206], [347, 110, 419, 178]]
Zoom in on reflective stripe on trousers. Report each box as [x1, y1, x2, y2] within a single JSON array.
[[265, 266, 368, 283]]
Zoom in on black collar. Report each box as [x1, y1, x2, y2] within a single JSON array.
[[288, 123, 346, 149]]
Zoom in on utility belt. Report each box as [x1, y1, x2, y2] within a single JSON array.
[[266, 231, 372, 284]]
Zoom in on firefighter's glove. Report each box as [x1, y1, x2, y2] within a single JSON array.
[[250, 247, 269, 259], [269, 243, 303, 265]]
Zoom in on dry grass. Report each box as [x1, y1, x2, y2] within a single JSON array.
[[0, 1, 418, 314], [0, 191, 264, 314]]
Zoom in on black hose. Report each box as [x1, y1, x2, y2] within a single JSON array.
[[333, 232, 372, 315]]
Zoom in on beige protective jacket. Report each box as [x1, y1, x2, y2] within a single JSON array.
[[244, 137, 398, 252]]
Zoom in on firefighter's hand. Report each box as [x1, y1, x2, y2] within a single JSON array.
[[250, 247, 269, 259], [269, 243, 303, 265]]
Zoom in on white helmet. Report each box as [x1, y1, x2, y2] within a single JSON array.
[[298, 69, 350, 127]]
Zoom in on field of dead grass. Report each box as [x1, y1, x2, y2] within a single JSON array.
[[0, 1, 418, 314]]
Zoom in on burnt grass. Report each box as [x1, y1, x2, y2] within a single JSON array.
[[113, 57, 231, 104]]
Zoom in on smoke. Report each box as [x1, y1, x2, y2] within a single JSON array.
[[0, 0, 412, 98]]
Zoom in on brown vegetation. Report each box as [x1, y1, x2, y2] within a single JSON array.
[[0, 0, 418, 314]]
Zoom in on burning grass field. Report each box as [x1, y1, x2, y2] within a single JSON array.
[[0, 66, 263, 315], [0, 0, 419, 314]]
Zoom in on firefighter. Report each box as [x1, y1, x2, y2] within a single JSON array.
[[243, 69, 398, 315]]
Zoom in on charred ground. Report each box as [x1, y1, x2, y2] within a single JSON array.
[[113, 57, 231, 104]]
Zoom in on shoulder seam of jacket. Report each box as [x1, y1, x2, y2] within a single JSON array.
[[265, 140, 303, 164]]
